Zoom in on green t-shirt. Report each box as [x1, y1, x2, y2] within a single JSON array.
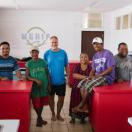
[[26, 58, 49, 98]]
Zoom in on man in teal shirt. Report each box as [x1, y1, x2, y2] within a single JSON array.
[[44, 36, 69, 121]]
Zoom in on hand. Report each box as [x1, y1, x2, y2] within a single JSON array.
[[67, 78, 71, 87], [19, 76, 26, 81], [117, 79, 124, 83], [35, 79, 42, 87], [95, 74, 102, 79], [48, 84, 51, 93], [88, 76, 94, 80], [1, 77, 9, 80]]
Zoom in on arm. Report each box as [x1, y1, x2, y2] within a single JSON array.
[[45, 66, 51, 92], [73, 64, 92, 80], [65, 64, 70, 86], [73, 73, 87, 80], [44, 52, 51, 90], [15, 70, 24, 80], [96, 67, 113, 78], [115, 66, 124, 82], [115, 59, 123, 82], [89, 69, 96, 80], [0, 76, 9, 80], [95, 51, 115, 79], [25, 68, 42, 86], [96, 53, 115, 78], [14, 59, 24, 80], [65, 64, 70, 79], [96, 52, 115, 78], [47, 74, 51, 92]]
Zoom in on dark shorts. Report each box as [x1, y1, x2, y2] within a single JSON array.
[[50, 83, 66, 96]]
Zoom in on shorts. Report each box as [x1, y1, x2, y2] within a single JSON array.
[[32, 96, 49, 109], [77, 76, 106, 93], [50, 83, 66, 96]]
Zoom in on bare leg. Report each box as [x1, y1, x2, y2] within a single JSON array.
[[78, 88, 88, 108], [39, 107, 47, 125], [35, 107, 47, 127], [57, 96, 65, 121], [49, 95, 56, 121], [72, 88, 89, 113]]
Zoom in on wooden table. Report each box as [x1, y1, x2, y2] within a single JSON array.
[[0, 81, 32, 132]]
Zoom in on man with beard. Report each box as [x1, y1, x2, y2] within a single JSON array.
[[115, 42, 132, 82], [44, 36, 69, 121], [0, 41, 23, 80]]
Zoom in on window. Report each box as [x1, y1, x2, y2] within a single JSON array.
[[116, 17, 121, 30], [88, 13, 102, 28], [82, 13, 103, 29], [122, 15, 129, 29], [130, 13, 132, 28]]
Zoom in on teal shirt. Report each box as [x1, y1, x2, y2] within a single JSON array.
[[44, 49, 68, 85]]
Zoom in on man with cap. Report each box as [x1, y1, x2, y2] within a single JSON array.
[[26, 46, 50, 127], [72, 37, 115, 113]]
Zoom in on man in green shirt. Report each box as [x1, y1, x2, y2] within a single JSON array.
[[26, 46, 50, 127]]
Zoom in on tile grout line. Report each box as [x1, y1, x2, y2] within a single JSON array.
[[63, 109, 70, 132]]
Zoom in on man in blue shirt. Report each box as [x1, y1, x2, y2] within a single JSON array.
[[0, 41, 23, 80], [44, 36, 69, 121]]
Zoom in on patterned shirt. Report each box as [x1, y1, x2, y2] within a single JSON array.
[[114, 55, 132, 81], [0, 56, 19, 80], [92, 49, 115, 84], [26, 58, 49, 98]]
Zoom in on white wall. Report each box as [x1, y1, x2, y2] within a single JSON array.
[[1, 6, 132, 60], [0, 10, 82, 60], [103, 4, 132, 55]]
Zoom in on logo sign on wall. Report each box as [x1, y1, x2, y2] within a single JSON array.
[[21, 27, 50, 47]]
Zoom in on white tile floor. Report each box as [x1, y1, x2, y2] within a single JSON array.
[[30, 86, 92, 132]]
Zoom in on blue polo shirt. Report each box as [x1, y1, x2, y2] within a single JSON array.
[[0, 56, 19, 80], [44, 49, 68, 85]]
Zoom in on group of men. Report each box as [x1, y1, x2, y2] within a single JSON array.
[[0, 36, 132, 122]]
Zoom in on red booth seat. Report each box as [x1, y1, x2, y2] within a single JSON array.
[[90, 82, 132, 132], [17, 61, 26, 69], [68, 61, 80, 87]]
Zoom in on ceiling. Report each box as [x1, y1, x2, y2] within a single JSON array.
[[0, 0, 132, 12]]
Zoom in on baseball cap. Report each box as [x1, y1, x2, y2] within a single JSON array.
[[92, 37, 103, 44], [30, 46, 39, 52]]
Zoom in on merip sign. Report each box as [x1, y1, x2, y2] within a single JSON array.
[[21, 27, 50, 47]]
